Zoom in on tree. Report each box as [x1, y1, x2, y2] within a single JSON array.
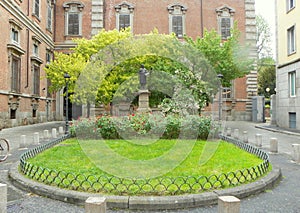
[[45, 28, 132, 96], [46, 27, 252, 115], [184, 23, 253, 87], [256, 15, 273, 59], [257, 57, 276, 98], [75, 32, 215, 112]]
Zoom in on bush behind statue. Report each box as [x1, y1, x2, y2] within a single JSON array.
[[70, 114, 216, 140]]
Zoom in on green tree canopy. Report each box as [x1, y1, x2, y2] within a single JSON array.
[[45, 27, 253, 113], [257, 57, 276, 98], [184, 24, 253, 87]]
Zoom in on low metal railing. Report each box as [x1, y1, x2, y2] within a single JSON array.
[[19, 135, 270, 195]]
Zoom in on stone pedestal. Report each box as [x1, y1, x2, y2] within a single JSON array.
[[226, 128, 231, 136], [243, 131, 248, 143], [52, 128, 57, 138], [19, 135, 27, 149], [59, 126, 64, 135], [292, 144, 300, 163], [33, 132, 40, 145], [0, 183, 7, 213], [270, 138, 278, 153], [218, 196, 240, 213], [255, 134, 262, 147], [85, 197, 106, 213], [137, 90, 151, 113], [233, 129, 239, 139]]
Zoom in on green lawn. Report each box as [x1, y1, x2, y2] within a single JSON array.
[[28, 138, 263, 178]]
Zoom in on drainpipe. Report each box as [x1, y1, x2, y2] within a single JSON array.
[[25, 29, 29, 88], [200, 0, 203, 37]]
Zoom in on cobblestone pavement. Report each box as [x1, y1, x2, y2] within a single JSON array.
[[1, 121, 300, 212]]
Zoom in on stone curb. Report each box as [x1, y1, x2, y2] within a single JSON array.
[[255, 125, 300, 137], [9, 162, 282, 210]]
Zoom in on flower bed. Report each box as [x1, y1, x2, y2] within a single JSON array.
[[70, 114, 216, 140]]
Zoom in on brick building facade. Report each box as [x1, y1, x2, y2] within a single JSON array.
[[103, 0, 257, 120], [0, 0, 256, 128], [0, 0, 56, 127]]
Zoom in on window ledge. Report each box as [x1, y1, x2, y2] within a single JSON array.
[[32, 14, 41, 22], [287, 6, 295, 14], [7, 43, 25, 55], [288, 51, 297, 56], [30, 55, 44, 64]]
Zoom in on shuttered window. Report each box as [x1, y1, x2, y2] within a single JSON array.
[[68, 13, 79, 35], [172, 16, 183, 37], [119, 14, 130, 30], [11, 56, 21, 93], [221, 18, 231, 39], [47, 4, 52, 30], [33, 65, 40, 96], [34, 0, 40, 17]]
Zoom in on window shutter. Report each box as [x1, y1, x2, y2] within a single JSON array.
[[68, 13, 79, 35], [172, 16, 183, 37], [221, 18, 231, 39]]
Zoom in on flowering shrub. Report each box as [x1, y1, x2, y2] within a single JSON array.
[[70, 113, 216, 140]]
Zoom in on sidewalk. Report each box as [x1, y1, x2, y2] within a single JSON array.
[[0, 121, 299, 212], [0, 121, 84, 212]]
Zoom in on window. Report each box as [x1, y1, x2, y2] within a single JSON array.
[[47, 79, 51, 97], [11, 28, 19, 44], [168, 4, 187, 38], [115, 2, 134, 31], [46, 49, 53, 64], [289, 112, 296, 129], [33, 109, 37, 118], [33, 65, 40, 95], [63, 2, 84, 36], [216, 6, 235, 39], [119, 14, 130, 30], [289, 71, 296, 97], [288, 26, 296, 54], [221, 18, 231, 39], [10, 109, 16, 119], [172, 16, 183, 37], [47, 3, 53, 31], [68, 13, 79, 35], [33, 44, 38, 56], [11, 56, 21, 93], [32, 36, 41, 57], [9, 19, 22, 45], [33, 0, 40, 18], [222, 87, 232, 99], [287, 0, 295, 11]]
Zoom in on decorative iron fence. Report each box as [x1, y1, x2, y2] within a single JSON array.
[[19, 134, 270, 195]]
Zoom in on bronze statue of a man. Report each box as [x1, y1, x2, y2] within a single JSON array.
[[139, 64, 149, 90]]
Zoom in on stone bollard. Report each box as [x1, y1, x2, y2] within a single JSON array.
[[226, 128, 231, 137], [19, 135, 27, 149], [33, 132, 40, 145], [243, 131, 248, 143], [59, 126, 64, 135], [292, 144, 300, 163], [85, 197, 106, 213], [233, 129, 239, 139], [218, 196, 240, 213], [43, 130, 49, 140], [270, 138, 278, 153], [255, 134, 262, 147], [52, 128, 57, 138], [0, 183, 7, 213]]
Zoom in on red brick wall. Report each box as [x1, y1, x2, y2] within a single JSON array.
[[0, 0, 56, 126], [105, 0, 245, 40], [55, 0, 92, 45]]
